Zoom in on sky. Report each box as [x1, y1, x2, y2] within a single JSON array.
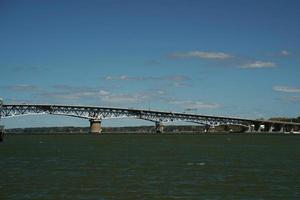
[[0, 0, 300, 128]]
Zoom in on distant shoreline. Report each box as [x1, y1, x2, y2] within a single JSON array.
[[3, 125, 298, 135]]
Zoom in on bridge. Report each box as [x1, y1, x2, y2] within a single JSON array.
[[0, 103, 300, 134]]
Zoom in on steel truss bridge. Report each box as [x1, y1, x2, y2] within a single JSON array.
[[0, 103, 299, 133]]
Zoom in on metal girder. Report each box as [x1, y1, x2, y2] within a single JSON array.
[[1, 104, 300, 128]]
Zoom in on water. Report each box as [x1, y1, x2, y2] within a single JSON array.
[[1, 134, 300, 199]]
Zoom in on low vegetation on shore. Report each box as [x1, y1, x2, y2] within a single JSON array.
[[5, 124, 245, 134]]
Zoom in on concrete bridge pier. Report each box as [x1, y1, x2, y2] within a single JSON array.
[[89, 119, 102, 134], [204, 124, 210, 133], [279, 125, 284, 133], [246, 124, 255, 133], [286, 125, 297, 133], [285, 125, 292, 133], [273, 124, 284, 133], [264, 124, 274, 133], [268, 125, 274, 132], [155, 121, 164, 133], [254, 123, 262, 133]]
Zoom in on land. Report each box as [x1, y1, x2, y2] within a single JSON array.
[[268, 117, 300, 123], [5, 124, 246, 135]]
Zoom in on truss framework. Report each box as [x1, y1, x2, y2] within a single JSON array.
[[1, 104, 299, 129]]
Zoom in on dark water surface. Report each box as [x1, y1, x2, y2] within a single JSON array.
[[1, 134, 300, 199]]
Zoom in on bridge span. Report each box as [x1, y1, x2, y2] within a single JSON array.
[[0, 103, 299, 134]]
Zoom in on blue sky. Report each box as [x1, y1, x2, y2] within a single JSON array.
[[1, 0, 300, 128]]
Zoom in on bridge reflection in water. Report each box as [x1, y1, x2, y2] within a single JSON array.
[[0, 104, 300, 134]]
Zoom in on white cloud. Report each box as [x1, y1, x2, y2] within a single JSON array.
[[40, 85, 169, 106], [40, 86, 107, 100], [280, 50, 290, 56], [0, 84, 39, 92], [144, 60, 160, 66], [4, 83, 223, 112], [284, 96, 300, 102], [104, 76, 113, 80], [104, 75, 141, 81], [103, 75, 190, 88], [169, 51, 233, 60], [240, 61, 276, 69], [41, 91, 100, 100], [11, 66, 43, 72], [167, 50, 282, 71], [99, 90, 110, 96], [273, 86, 300, 93], [103, 75, 189, 81], [169, 100, 220, 109], [100, 94, 142, 104], [98, 89, 169, 105]]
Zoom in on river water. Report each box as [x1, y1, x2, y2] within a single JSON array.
[[1, 134, 300, 199]]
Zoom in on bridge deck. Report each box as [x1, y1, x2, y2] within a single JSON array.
[[1, 104, 300, 127]]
